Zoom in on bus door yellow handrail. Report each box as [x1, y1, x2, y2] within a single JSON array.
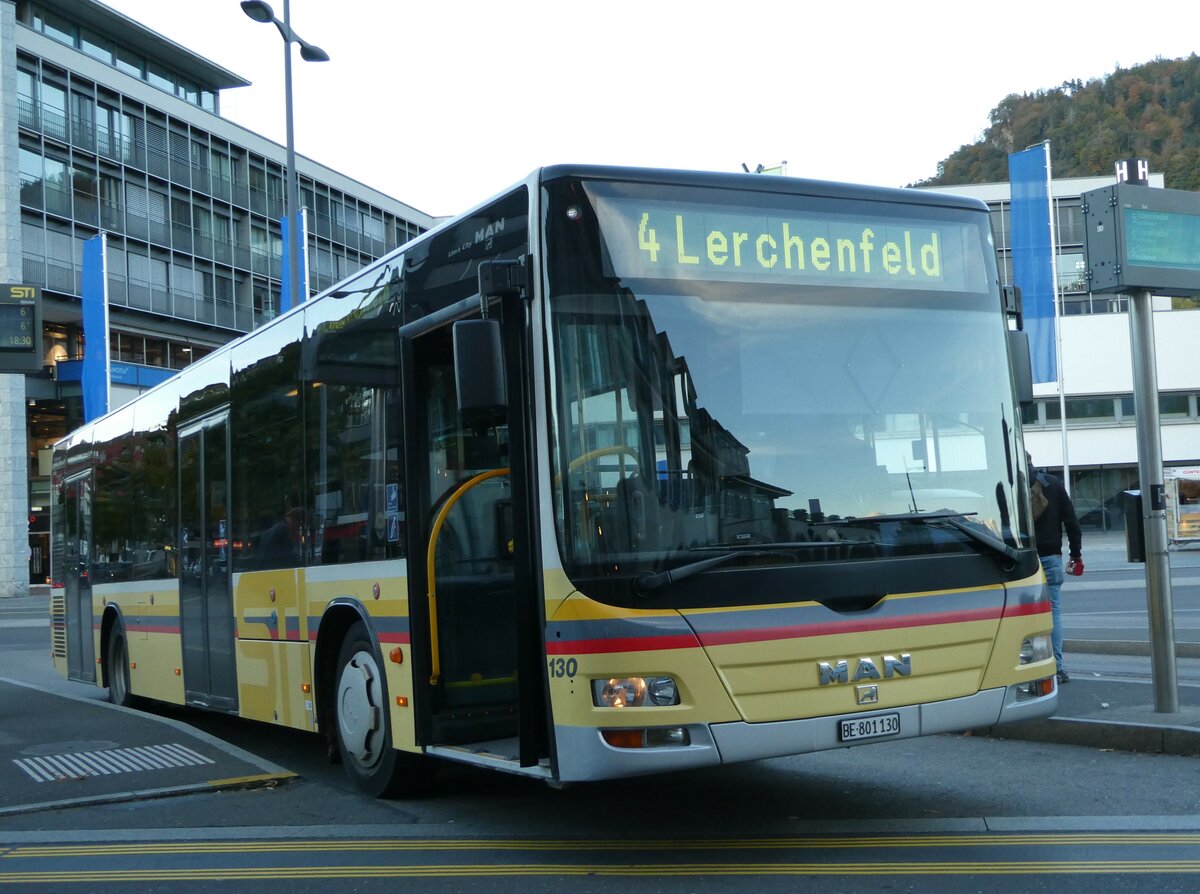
[[426, 467, 510, 686]]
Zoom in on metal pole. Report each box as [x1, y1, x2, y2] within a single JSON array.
[[1128, 287, 1179, 712], [1043, 143, 1071, 493], [282, 0, 302, 308]]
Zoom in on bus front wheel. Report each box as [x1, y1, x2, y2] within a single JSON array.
[[106, 626, 135, 708], [334, 622, 433, 798]]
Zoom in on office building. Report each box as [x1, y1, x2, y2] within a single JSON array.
[[2, 0, 435, 588]]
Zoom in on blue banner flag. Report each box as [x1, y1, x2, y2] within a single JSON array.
[[1008, 144, 1057, 383], [81, 234, 110, 422]]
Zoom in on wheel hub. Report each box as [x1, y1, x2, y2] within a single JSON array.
[[337, 651, 383, 767]]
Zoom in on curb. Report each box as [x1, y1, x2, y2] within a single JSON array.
[[0, 771, 298, 819], [988, 716, 1200, 757]]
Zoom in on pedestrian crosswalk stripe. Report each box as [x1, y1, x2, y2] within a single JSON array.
[[12, 743, 214, 783]]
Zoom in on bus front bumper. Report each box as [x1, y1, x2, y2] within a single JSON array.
[[553, 682, 1057, 783]]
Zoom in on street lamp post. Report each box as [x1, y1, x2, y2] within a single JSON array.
[[240, 0, 328, 312]]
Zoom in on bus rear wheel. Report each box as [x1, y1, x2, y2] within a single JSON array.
[[334, 622, 433, 798]]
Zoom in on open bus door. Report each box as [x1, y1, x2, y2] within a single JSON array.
[[401, 279, 550, 773], [62, 472, 96, 683]]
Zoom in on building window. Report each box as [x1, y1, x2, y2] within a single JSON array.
[[41, 80, 68, 142], [19, 147, 43, 209], [36, 9, 76, 47], [1058, 252, 1087, 293], [79, 29, 114, 64], [1055, 202, 1084, 245], [1064, 397, 1117, 424], [17, 68, 37, 128], [114, 45, 142, 79]]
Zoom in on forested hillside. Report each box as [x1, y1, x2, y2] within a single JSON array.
[[918, 55, 1200, 190]]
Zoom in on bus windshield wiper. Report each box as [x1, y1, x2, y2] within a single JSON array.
[[634, 550, 765, 596], [843, 510, 1022, 564], [633, 540, 873, 597]]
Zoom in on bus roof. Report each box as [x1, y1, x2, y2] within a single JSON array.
[[535, 164, 991, 214]]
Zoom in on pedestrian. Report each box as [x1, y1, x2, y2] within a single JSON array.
[[1027, 453, 1083, 684]]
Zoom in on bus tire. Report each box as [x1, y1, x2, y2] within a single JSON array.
[[334, 622, 434, 798], [106, 626, 136, 708]]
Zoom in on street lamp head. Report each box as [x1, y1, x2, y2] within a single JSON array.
[[299, 42, 330, 63], [240, 0, 276, 24]]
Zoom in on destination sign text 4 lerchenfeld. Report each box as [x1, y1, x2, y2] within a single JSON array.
[[591, 194, 985, 293]]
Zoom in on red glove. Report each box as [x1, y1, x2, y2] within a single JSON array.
[[1067, 557, 1084, 576]]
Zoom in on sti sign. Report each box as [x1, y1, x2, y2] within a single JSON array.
[[1082, 182, 1200, 296]]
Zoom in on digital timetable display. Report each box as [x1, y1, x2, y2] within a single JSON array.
[[1083, 183, 1200, 295], [1, 303, 35, 350], [0, 284, 42, 373], [1123, 207, 1200, 268], [588, 191, 988, 293]]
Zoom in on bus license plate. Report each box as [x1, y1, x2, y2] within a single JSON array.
[[839, 713, 901, 742]]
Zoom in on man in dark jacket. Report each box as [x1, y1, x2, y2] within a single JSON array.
[[1028, 453, 1083, 683]]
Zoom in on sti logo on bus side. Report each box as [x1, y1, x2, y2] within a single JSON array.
[[817, 654, 912, 685]]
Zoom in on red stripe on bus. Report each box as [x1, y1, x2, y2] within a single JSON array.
[[1003, 600, 1051, 618], [547, 604, 1019, 656], [696, 606, 1003, 647]]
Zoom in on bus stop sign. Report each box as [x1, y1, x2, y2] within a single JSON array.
[[0, 284, 42, 373], [1082, 183, 1200, 296]]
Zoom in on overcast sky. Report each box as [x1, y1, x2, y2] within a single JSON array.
[[99, 0, 1200, 219]]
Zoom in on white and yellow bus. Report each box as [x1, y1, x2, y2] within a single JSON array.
[[52, 166, 1057, 797]]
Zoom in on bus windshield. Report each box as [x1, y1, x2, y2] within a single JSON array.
[[545, 177, 1030, 586]]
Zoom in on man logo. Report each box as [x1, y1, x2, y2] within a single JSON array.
[[818, 654, 912, 686]]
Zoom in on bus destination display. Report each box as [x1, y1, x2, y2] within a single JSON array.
[[590, 193, 986, 293]]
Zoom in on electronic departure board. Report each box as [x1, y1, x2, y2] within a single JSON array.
[[1083, 184, 1200, 295], [0, 284, 42, 373]]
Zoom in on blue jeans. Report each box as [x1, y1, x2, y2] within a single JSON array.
[[1041, 554, 1065, 671]]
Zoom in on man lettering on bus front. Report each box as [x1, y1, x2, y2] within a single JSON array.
[[1027, 453, 1083, 684]]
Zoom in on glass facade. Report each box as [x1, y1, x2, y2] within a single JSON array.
[[18, 54, 426, 334], [13, 0, 433, 584]]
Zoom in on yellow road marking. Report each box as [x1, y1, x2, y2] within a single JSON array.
[[8, 833, 1200, 858], [2, 860, 1200, 883]]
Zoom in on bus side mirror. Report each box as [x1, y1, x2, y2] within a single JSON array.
[[1008, 329, 1034, 408], [453, 319, 508, 419]]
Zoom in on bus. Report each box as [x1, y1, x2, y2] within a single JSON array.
[[51, 166, 1057, 797]]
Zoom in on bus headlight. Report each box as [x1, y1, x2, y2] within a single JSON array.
[[592, 676, 680, 708], [1020, 635, 1052, 665]]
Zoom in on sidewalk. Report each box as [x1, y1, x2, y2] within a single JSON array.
[[1, 591, 296, 818], [993, 528, 1200, 757], [0, 677, 297, 818]]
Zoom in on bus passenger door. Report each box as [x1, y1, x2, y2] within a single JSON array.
[[63, 473, 96, 683], [404, 323, 524, 746], [178, 414, 238, 712]]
